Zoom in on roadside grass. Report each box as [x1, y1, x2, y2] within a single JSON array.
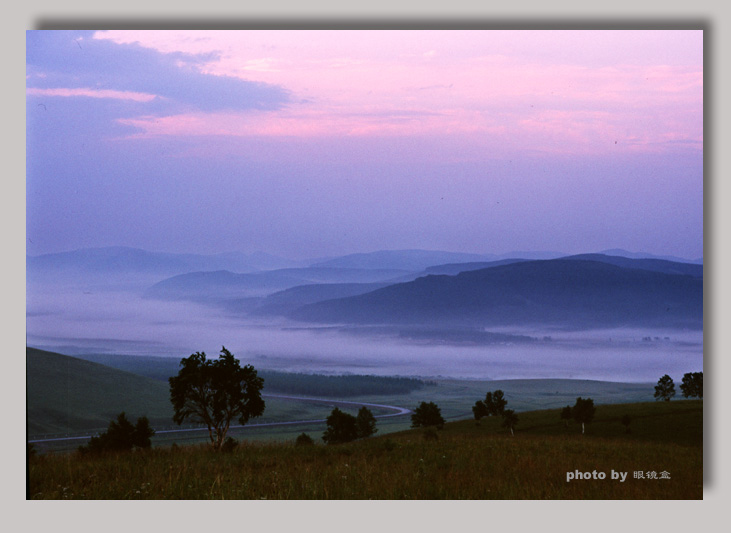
[[28, 400, 702, 500]]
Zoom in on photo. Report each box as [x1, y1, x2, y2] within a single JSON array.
[[26, 29, 703, 499]]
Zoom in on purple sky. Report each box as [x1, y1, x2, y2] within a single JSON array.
[[26, 30, 703, 260]]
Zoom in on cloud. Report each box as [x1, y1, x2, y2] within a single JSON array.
[[26, 30, 291, 127], [27, 30, 702, 157], [27, 87, 158, 102]]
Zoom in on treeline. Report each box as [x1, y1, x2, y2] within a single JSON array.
[[259, 371, 433, 397], [70, 353, 435, 397]]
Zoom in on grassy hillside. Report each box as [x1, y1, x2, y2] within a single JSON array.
[[26, 348, 373, 441], [28, 400, 702, 499], [27, 348, 657, 448], [27, 347, 175, 436]]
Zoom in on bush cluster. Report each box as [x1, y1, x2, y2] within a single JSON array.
[[79, 412, 155, 455]]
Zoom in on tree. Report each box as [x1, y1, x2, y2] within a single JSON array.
[[472, 400, 488, 421], [473, 390, 508, 421], [322, 407, 358, 444], [680, 372, 703, 399], [654, 374, 676, 402], [491, 390, 507, 415], [484, 392, 495, 415], [80, 412, 155, 454], [169, 347, 265, 451], [501, 409, 518, 436], [411, 401, 445, 429], [560, 405, 573, 428], [356, 406, 378, 439], [572, 397, 595, 434]]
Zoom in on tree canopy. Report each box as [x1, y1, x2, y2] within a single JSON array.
[[680, 372, 703, 399], [322, 406, 378, 444], [472, 390, 507, 421], [356, 406, 378, 439], [169, 347, 265, 451], [411, 401, 445, 429], [322, 407, 359, 444], [572, 397, 596, 434], [654, 374, 676, 402]]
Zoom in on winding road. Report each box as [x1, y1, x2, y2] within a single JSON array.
[[28, 394, 412, 444]]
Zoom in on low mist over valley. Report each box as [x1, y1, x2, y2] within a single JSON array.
[[26, 246, 703, 383]]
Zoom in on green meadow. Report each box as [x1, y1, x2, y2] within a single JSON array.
[[28, 399, 702, 499], [27, 347, 701, 498], [27, 347, 654, 448]]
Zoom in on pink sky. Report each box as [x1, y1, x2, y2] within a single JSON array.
[[94, 30, 703, 157], [26, 30, 704, 259]]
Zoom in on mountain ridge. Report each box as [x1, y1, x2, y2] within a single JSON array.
[[290, 258, 703, 330]]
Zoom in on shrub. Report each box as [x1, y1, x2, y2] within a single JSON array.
[[221, 437, 239, 453], [79, 412, 155, 455], [322, 408, 359, 444], [411, 402, 445, 429], [295, 433, 314, 446]]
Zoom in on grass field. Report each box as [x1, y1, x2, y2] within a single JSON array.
[[27, 399, 702, 499]]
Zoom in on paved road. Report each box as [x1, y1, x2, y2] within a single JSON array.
[[28, 394, 412, 444]]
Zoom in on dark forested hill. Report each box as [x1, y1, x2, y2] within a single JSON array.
[[561, 254, 703, 278], [290, 259, 703, 329]]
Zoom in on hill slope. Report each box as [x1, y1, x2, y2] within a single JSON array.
[[309, 249, 497, 270], [26, 347, 173, 436], [291, 259, 703, 329], [145, 267, 410, 301]]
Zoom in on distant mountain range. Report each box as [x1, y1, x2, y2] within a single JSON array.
[[27, 247, 703, 331], [26, 246, 301, 287], [144, 267, 410, 301], [289, 258, 703, 330], [250, 282, 394, 316], [598, 249, 703, 265], [309, 249, 499, 271]]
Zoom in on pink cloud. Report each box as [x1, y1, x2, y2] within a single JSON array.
[[27, 87, 158, 102], [95, 30, 702, 156]]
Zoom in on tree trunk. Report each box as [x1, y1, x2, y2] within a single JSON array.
[[582, 422, 585, 434]]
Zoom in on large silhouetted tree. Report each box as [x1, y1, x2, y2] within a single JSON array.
[[169, 347, 264, 451]]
